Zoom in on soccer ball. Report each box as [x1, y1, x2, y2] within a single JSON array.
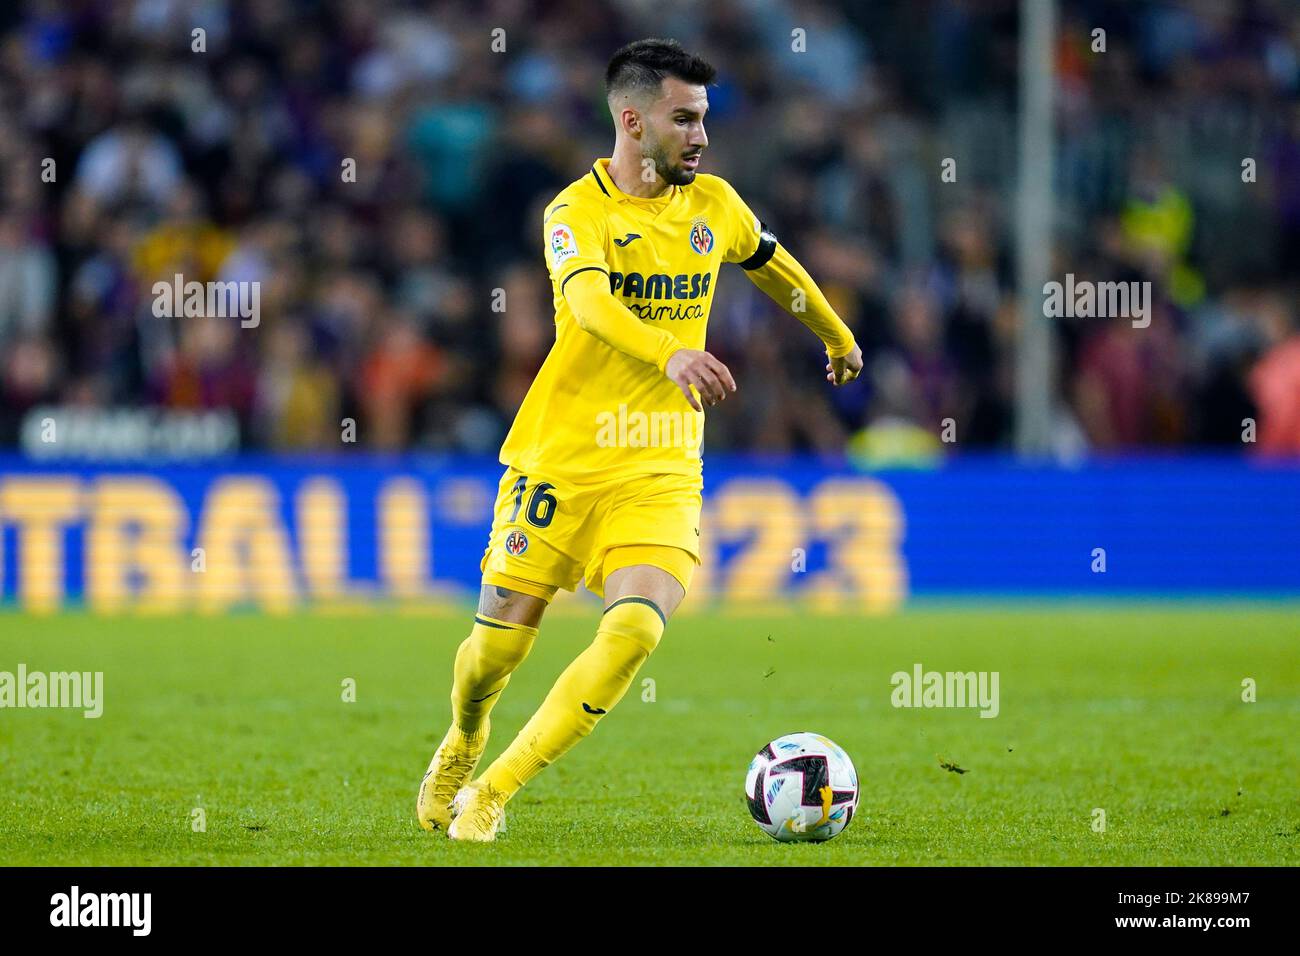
[[744, 732, 860, 843]]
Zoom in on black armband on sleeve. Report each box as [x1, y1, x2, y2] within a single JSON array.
[[738, 222, 778, 270]]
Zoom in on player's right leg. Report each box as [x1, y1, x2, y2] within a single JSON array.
[[416, 577, 551, 831], [450, 545, 695, 841]]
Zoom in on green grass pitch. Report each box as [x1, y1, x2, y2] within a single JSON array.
[[1, 605, 1296, 866]]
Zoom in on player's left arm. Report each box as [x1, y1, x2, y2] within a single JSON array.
[[742, 239, 863, 385], [720, 181, 863, 386]]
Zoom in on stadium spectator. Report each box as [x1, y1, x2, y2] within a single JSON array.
[[0, 0, 1296, 458]]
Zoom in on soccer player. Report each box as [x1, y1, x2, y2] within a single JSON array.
[[417, 38, 863, 841]]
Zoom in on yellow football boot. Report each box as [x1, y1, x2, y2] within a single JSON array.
[[446, 779, 509, 842], [417, 722, 489, 831]]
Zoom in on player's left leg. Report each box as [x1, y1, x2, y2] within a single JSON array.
[[447, 545, 695, 842], [419, 465, 591, 832], [416, 580, 548, 832], [416, 577, 553, 832]]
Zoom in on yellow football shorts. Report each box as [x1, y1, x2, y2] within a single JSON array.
[[479, 465, 702, 602]]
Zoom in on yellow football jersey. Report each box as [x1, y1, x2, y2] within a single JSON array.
[[499, 157, 764, 487]]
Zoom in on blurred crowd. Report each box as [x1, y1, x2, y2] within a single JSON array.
[[0, 0, 1298, 459]]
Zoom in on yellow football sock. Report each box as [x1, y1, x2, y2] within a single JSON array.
[[450, 614, 538, 737], [482, 597, 665, 796]]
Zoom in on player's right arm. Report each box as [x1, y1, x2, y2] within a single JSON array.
[[547, 205, 734, 410]]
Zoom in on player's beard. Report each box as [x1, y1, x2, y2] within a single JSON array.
[[646, 136, 696, 187]]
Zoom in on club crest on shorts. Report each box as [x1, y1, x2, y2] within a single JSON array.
[[504, 528, 529, 556], [689, 218, 714, 255]]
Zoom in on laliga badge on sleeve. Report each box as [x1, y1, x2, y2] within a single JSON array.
[[549, 223, 577, 267]]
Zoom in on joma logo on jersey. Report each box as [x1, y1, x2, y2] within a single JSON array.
[[609, 272, 712, 300]]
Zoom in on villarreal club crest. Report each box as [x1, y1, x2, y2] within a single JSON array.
[[504, 528, 529, 557], [689, 217, 714, 255]]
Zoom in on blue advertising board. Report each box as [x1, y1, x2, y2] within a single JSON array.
[[0, 454, 1295, 612]]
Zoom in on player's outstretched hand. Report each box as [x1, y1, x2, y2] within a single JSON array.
[[665, 349, 736, 412], [825, 344, 863, 386]]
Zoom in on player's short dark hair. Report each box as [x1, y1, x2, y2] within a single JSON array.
[[605, 39, 716, 101]]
